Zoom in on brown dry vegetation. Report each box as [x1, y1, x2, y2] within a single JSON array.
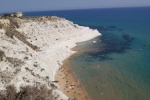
[[0, 50, 5, 61], [0, 24, 2, 29], [6, 57, 24, 67], [0, 85, 58, 100], [0, 17, 39, 51]]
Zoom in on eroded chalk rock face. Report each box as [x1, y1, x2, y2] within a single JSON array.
[[0, 13, 101, 99]]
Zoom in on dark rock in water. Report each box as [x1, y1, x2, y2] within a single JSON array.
[[84, 33, 134, 61], [143, 44, 146, 46], [118, 29, 123, 31], [75, 25, 134, 61]]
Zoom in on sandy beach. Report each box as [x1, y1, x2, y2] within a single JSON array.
[[56, 54, 90, 100]]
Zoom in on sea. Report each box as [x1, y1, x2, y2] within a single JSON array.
[[25, 7, 150, 100]]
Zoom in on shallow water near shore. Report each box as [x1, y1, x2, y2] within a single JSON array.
[[25, 7, 150, 100], [68, 8, 150, 100]]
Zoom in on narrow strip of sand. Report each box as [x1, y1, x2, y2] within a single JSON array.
[[55, 54, 90, 100]]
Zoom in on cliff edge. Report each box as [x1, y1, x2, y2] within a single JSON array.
[[0, 13, 101, 100]]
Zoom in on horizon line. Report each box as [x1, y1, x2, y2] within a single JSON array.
[[0, 5, 150, 14]]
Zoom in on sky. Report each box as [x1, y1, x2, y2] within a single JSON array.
[[0, 0, 150, 13]]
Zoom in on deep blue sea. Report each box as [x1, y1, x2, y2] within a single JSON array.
[[25, 7, 150, 100]]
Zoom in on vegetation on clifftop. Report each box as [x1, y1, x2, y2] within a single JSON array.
[[0, 85, 57, 100]]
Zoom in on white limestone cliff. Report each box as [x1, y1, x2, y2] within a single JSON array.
[[0, 15, 101, 99]]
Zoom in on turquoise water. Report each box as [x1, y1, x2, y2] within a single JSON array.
[[25, 7, 150, 100], [69, 7, 150, 100]]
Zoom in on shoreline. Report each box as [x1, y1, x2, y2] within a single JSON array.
[[55, 53, 90, 100]]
